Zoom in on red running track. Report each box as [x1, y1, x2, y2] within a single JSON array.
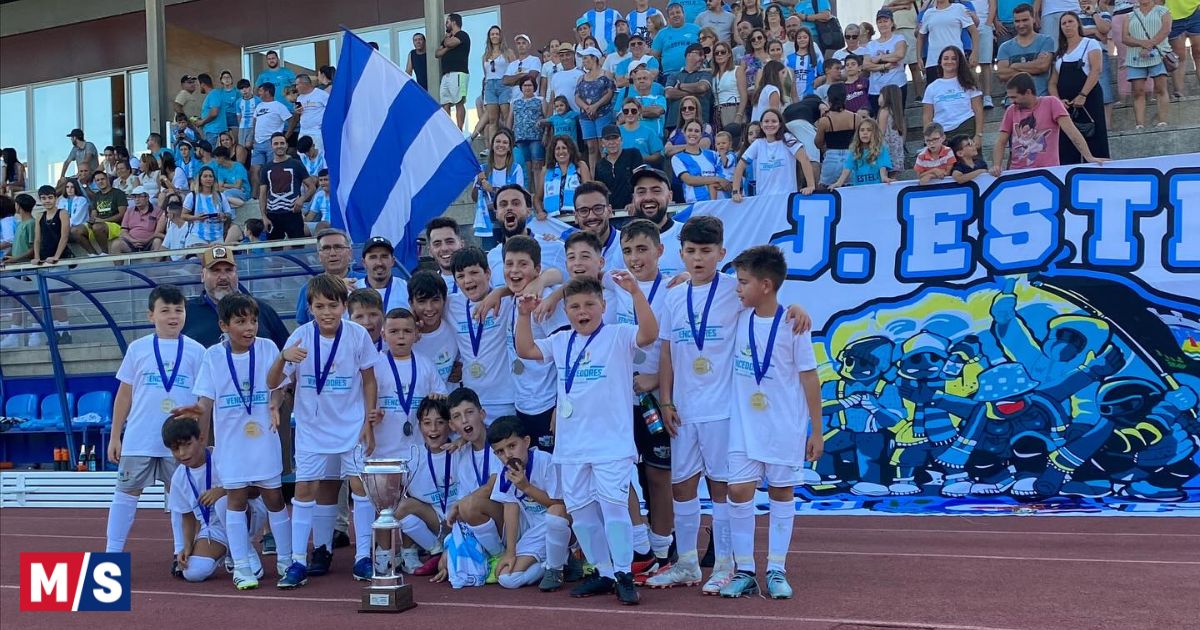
[[2, 508, 1197, 629]]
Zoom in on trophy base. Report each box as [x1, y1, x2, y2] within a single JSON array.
[[359, 584, 416, 613]]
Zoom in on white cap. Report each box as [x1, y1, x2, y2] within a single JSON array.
[[579, 46, 603, 59], [514, 33, 531, 43], [131, 186, 148, 196]]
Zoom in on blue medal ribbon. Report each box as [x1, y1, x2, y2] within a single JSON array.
[[465, 301, 485, 360], [749, 306, 784, 386], [184, 449, 213, 526], [387, 352, 417, 415], [471, 447, 492, 488], [224, 340, 256, 415], [153, 334, 185, 394], [565, 324, 605, 395], [686, 274, 720, 352], [313, 322, 343, 394], [498, 449, 535, 500], [380, 279, 393, 311], [427, 447, 452, 514], [634, 273, 663, 325]]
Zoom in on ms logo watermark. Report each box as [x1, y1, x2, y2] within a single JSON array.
[[19, 552, 131, 611]]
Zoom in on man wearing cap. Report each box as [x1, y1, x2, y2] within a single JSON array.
[[630, 167, 685, 277], [59, 129, 99, 182], [295, 227, 359, 325], [174, 75, 201, 120], [88, 171, 128, 255], [652, 3, 703, 77], [183, 245, 291, 348], [547, 43, 584, 113], [582, 0, 624, 53], [665, 43, 713, 130], [595, 124, 642, 211], [360, 236, 409, 312], [196, 74, 228, 148], [504, 34, 543, 102], [615, 34, 661, 87], [436, 13, 472, 130], [110, 187, 163, 255]]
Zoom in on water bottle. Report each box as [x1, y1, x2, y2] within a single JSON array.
[[639, 391, 666, 435]]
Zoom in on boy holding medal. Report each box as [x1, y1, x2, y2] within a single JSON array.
[[268, 273, 379, 588], [515, 273, 658, 606], [408, 270, 461, 387], [722, 245, 823, 599], [372, 307, 446, 461], [190, 293, 292, 589], [648, 216, 811, 594], [106, 284, 206, 572], [446, 247, 516, 421], [162, 416, 237, 584]]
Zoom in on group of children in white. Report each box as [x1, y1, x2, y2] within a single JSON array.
[[103, 168, 825, 606]]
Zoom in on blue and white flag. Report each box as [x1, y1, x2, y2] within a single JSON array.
[[325, 30, 480, 269]]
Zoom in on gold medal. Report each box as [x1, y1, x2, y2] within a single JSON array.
[[469, 362, 485, 378], [161, 398, 175, 413], [244, 421, 263, 437], [750, 391, 768, 411], [692, 356, 711, 375], [559, 397, 574, 419]]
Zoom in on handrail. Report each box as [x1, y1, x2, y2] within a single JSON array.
[[0, 238, 319, 274]]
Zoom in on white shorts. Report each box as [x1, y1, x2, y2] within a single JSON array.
[[295, 447, 365, 482], [671, 419, 730, 484], [116, 455, 177, 492], [559, 458, 636, 511], [727, 451, 808, 488], [440, 72, 469, 105], [511, 518, 547, 562], [896, 27, 919, 66], [223, 475, 283, 490], [977, 24, 995, 64]]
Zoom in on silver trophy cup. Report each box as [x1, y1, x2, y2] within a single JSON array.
[[358, 453, 417, 613]]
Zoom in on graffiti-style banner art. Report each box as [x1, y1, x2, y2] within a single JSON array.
[[684, 154, 1200, 516]]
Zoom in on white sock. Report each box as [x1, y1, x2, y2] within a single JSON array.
[[225, 508, 251, 564], [729, 499, 756, 574], [469, 519, 505, 557], [498, 563, 546, 589], [312, 503, 337, 551], [570, 501, 613, 578], [544, 514, 571, 569], [170, 511, 185, 555], [599, 498, 634, 575], [105, 491, 139, 552], [711, 500, 732, 568], [767, 499, 794, 573], [632, 522, 651, 555], [268, 508, 293, 561], [290, 499, 315, 566], [649, 530, 673, 560], [351, 493, 375, 562], [673, 497, 701, 565], [399, 514, 440, 552]]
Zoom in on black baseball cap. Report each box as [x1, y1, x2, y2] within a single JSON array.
[[601, 124, 622, 139], [363, 236, 394, 255], [631, 165, 670, 186], [67, 128, 85, 140], [196, 140, 213, 153]]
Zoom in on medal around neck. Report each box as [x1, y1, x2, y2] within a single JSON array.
[[358, 448, 419, 613]]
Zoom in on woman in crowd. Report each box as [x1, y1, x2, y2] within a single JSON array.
[[1050, 12, 1110, 163], [738, 28, 772, 109], [1, 147, 26, 196], [539, 135, 590, 218], [540, 38, 563, 100], [217, 131, 246, 169], [734, 0, 765, 31], [731, 108, 816, 198], [917, 0, 978, 85], [156, 153, 188, 210], [474, 129, 527, 208], [699, 28, 720, 70], [876, 84, 907, 175], [815, 83, 864, 186], [181, 166, 231, 246], [1123, 0, 1172, 128], [830, 118, 894, 188], [575, 48, 617, 166], [665, 95, 714, 158], [712, 41, 743, 129], [112, 160, 138, 196], [865, 10, 909, 114], [619, 99, 665, 167], [479, 25, 515, 154], [787, 28, 825, 100], [672, 119, 732, 203], [764, 3, 788, 43], [138, 153, 161, 201], [921, 47, 984, 149], [510, 76, 547, 183], [753, 60, 791, 122]]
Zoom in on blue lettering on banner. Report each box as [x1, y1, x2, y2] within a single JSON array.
[[770, 192, 836, 278], [981, 173, 1061, 273], [897, 184, 974, 281], [1164, 169, 1200, 271], [1068, 169, 1159, 268]]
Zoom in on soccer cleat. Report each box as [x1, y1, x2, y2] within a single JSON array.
[[276, 561, 291, 578], [232, 564, 260, 590], [702, 565, 734, 595], [224, 555, 235, 573], [644, 559, 702, 589], [485, 554, 501, 584], [631, 551, 659, 576], [564, 554, 586, 582], [332, 529, 351, 549], [307, 545, 332, 576], [276, 562, 308, 589], [539, 566, 565, 592], [353, 557, 373, 581], [261, 532, 277, 555], [413, 553, 442, 576], [634, 559, 672, 586], [614, 571, 641, 605], [765, 570, 792, 599], [171, 558, 183, 579], [719, 571, 760, 598], [400, 547, 423, 574], [569, 572, 615, 598]]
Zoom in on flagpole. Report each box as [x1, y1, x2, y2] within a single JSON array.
[[424, 0, 444, 98]]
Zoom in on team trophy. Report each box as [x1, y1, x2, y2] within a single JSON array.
[[359, 455, 417, 613]]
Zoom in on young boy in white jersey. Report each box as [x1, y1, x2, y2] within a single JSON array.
[[372, 307, 447, 462], [397, 397, 458, 576], [162, 416, 239, 584], [533, 230, 620, 323], [648, 216, 810, 594], [409, 270, 461, 387], [446, 247, 516, 420], [723, 245, 823, 599], [190, 293, 292, 589], [516, 273, 658, 605], [105, 284, 206, 574], [348, 288, 386, 352], [441, 388, 506, 582], [268, 273, 379, 587]]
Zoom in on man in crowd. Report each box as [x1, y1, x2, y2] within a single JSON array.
[[437, 12, 472, 130], [60, 129, 99, 183], [996, 4, 1055, 96], [182, 245, 290, 348], [255, 50, 297, 96], [665, 44, 713, 131], [653, 2, 703, 78], [174, 75, 201, 120], [259, 132, 313, 241], [990, 72, 1106, 173], [295, 74, 329, 152]]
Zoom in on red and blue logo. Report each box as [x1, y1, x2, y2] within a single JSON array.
[[19, 552, 131, 612]]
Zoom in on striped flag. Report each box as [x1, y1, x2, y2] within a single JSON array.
[[325, 30, 480, 269]]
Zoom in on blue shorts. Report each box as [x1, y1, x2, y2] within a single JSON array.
[[1169, 8, 1200, 39], [1100, 53, 1116, 105], [579, 112, 615, 140], [514, 139, 545, 164], [251, 139, 271, 166], [483, 78, 510, 105], [1127, 62, 1167, 81]]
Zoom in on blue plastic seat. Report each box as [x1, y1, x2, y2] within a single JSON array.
[[5, 393, 38, 420], [39, 393, 76, 425], [76, 391, 114, 423]]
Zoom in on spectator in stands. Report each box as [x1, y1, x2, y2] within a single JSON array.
[[297, 135, 325, 183], [157, 153, 188, 209], [89, 171, 127, 254], [829, 117, 894, 187], [672, 119, 732, 202], [101, 146, 118, 177], [621, 66, 668, 137], [319, 65, 336, 92], [618, 99, 665, 166], [61, 179, 101, 256], [213, 146, 249, 209], [1167, 0, 1200, 98], [842, 54, 871, 113], [1075, 0, 1115, 128], [654, 3, 703, 78], [576, 47, 618, 166], [506, 34, 542, 102], [113, 160, 138, 196], [666, 94, 716, 160], [992, 72, 1107, 172], [510, 76, 547, 177], [183, 245, 290, 348], [997, 4, 1056, 95], [255, 50, 297, 95], [1050, 11, 1110, 163], [302, 169, 331, 235], [437, 12, 472, 131], [918, 0, 980, 85], [196, 74, 228, 148], [174, 74, 201, 121], [739, 28, 771, 106], [60, 128, 99, 183], [1124, 0, 1173, 129], [877, 85, 908, 173], [473, 129, 527, 216], [666, 43, 714, 134], [478, 25, 515, 155], [218, 131, 246, 170], [295, 74, 329, 153], [695, 0, 734, 43], [226, 217, 269, 246], [884, 0, 924, 101], [763, 3, 788, 43], [798, 0, 836, 54], [2, 147, 27, 196], [698, 27, 720, 69], [540, 135, 590, 217], [616, 34, 660, 87], [182, 167, 232, 246], [732, 108, 816, 198], [582, 0, 623, 52], [712, 41, 744, 128], [971, 0, 998, 108], [406, 33, 429, 91], [176, 140, 198, 185], [751, 59, 791, 122], [1038, 0, 1078, 43], [138, 154, 161, 201], [235, 79, 260, 150], [733, 0, 765, 32], [865, 9, 911, 112], [596, 124, 642, 211], [923, 46, 986, 147], [834, 23, 871, 61], [816, 83, 865, 186], [814, 57, 844, 102], [915, 122, 957, 182], [146, 131, 171, 162], [0, 193, 35, 265], [249, 82, 295, 185], [628, 0, 665, 41], [218, 70, 239, 131], [161, 200, 192, 257], [110, 187, 164, 255], [548, 43, 584, 119], [34, 185, 71, 265], [787, 28, 825, 101], [295, 228, 359, 324], [259, 132, 313, 241]]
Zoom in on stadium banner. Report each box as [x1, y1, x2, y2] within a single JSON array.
[[685, 153, 1200, 516]]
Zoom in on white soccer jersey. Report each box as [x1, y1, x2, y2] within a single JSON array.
[[372, 350, 446, 460], [453, 444, 505, 498], [366, 276, 411, 313], [413, 318, 460, 387], [597, 227, 625, 272], [193, 338, 283, 484], [167, 452, 226, 539], [659, 273, 742, 424], [446, 292, 515, 412], [408, 443, 460, 520], [490, 448, 555, 534], [507, 289, 570, 415], [282, 320, 378, 454], [611, 274, 670, 378], [115, 334, 206, 458]]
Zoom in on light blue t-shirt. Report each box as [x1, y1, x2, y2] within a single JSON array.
[[200, 90, 228, 133], [214, 160, 251, 197], [255, 67, 297, 93], [996, 0, 1023, 22], [997, 34, 1056, 96], [616, 55, 661, 78], [620, 123, 664, 158], [548, 111, 580, 138], [652, 24, 702, 75], [678, 0, 708, 23], [844, 146, 892, 186]]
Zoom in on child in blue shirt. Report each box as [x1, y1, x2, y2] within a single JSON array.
[[545, 96, 580, 140], [830, 119, 893, 188]]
